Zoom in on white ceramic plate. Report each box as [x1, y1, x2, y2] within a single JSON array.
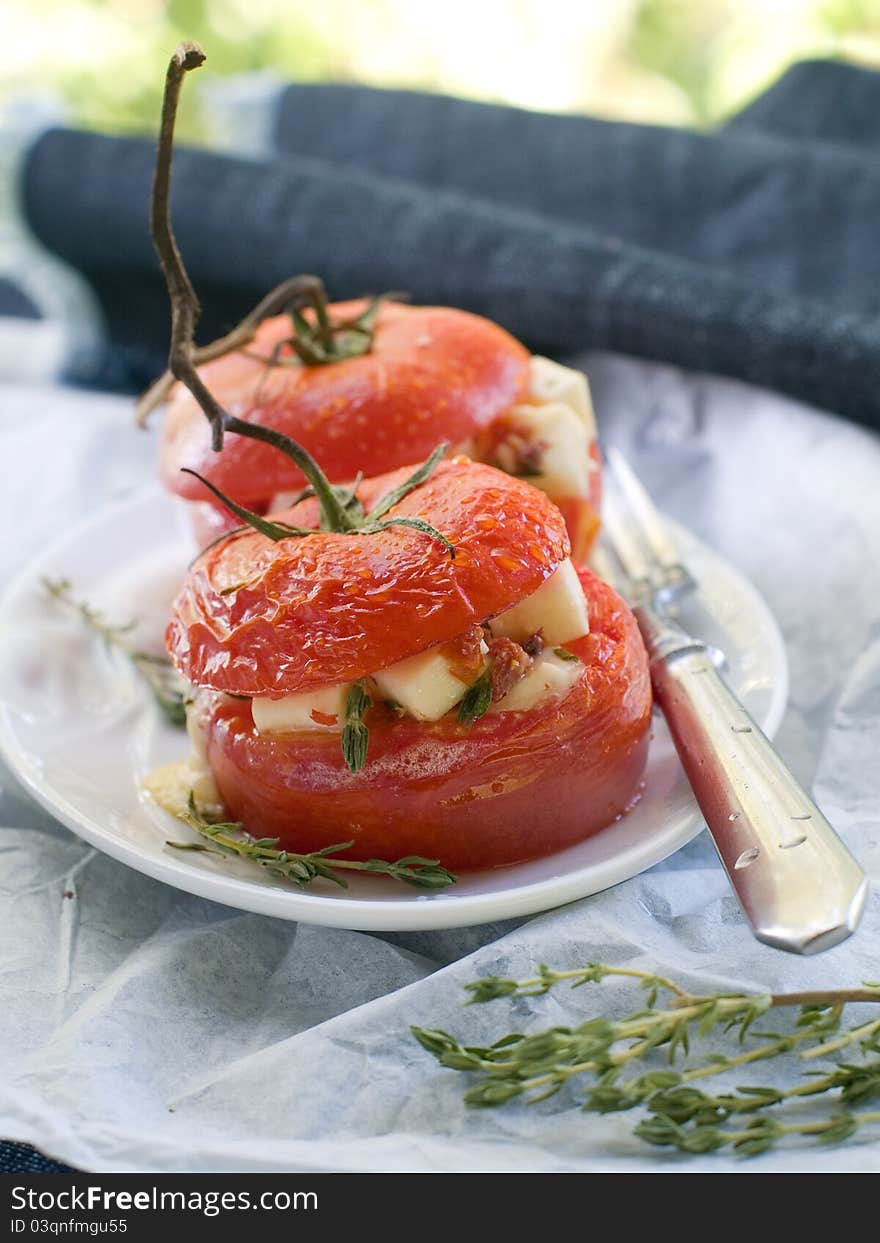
[[0, 488, 787, 930]]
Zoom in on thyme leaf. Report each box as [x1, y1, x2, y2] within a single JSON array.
[[457, 671, 493, 725], [367, 444, 449, 522], [341, 680, 372, 773], [168, 793, 456, 890], [360, 515, 456, 559]]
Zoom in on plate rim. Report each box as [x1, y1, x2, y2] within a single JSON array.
[[0, 487, 789, 931]]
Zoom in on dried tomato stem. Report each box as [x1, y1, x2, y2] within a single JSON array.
[[148, 43, 453, 556], [134, 274, 329, 426], [139, 51, 394, 427], [148, 42, 354, 532]]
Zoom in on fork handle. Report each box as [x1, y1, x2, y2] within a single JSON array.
[[638, 610, 868, 954]]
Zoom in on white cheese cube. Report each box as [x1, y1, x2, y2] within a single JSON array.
[[489, 558, 589, 646], [529, 356, 597, 436], [373, 645, 481, 722], [252, 682, 352, 733], [490, 651, 582, 713], [507, 401, 592, 499]]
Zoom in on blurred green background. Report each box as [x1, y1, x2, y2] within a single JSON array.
[[5, 0, 880, 137]]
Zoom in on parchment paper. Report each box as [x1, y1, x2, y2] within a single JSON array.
[[1, 353, 879, 1172]]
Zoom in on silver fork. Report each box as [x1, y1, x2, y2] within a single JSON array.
[[602, 447, 867, 955]]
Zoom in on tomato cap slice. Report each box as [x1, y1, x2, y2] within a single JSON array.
[[166, 458, 570, 698], [160, 302, 531, 503]]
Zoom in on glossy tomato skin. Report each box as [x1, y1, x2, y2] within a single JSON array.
[[476, 412, 603, 563], [161, 300, 601, 560], [193, 568, 651, 871], [161, 302, 532, 504], [167, 458, 570, 699], [189, 439, 604, 558]]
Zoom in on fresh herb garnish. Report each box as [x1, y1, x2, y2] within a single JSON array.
[[341, 680, 372, 773], [43, 577, 188, 726], [553, 647, 580, 662], [412, 962, 880, 1157], [168, 793, 456, 890], [180, 447, 456, 557], [457, 671, 493, 725]]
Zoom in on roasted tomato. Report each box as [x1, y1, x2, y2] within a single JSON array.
[[162, 302, 530, 505], [189, 569, 650, 870], [159, 300, 601, 559], [166, 457, 570, 697], [167, 456, 650, 871]]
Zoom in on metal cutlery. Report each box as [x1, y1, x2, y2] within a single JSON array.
[[601, 447, 868, 955]]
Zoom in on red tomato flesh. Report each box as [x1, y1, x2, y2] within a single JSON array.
[[160, 300, 602, 560], [161, 302, 532, 503], [192, 568, 652, 871]]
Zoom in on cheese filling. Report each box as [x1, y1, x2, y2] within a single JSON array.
[[529, 355, 596, 432], [250, 558, 589, 733], [488, 559, 589, 647], [251, 682, 352, 734], [486, 650, 583, 714], [372, 639, 488, 722], [489, 357, 598, 503]]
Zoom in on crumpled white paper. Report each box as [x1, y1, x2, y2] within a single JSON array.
[[1, 354, 879, 1173]]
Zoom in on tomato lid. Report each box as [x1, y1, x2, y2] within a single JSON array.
[[160, 302, 530, 503], [166, 458, 570, 697]]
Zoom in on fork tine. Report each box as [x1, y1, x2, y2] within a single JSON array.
[[604, 448, 697, 599], [606, 448, 682, 572], [586, 542, 623, 591], [601, 477, 653, 587]]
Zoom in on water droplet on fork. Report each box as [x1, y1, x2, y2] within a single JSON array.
[[732, 725, 752, 733], [735, 848, 760, 869], [779, 835, 807, 850]]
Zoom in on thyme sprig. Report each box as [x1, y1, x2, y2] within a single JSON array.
[[412, 962, 880, 1157], [148, 44, 454, 559], [168, 793, 456, 890], [43, 577, 187, 726], [341, 680, 372, 774]]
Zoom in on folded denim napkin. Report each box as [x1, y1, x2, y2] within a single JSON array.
[[0, 1141, 73, 1173], [18, 58, 880, 426]]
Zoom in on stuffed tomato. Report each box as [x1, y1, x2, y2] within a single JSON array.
[[167, 455, 650, 872], [159, 299, 602, 559]]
